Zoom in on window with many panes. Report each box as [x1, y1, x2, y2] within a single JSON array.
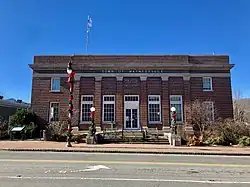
[[80, 95, 93, 123], [51, 77, 60, 92], [170, 95, 183, 123], [103, 95, 115, 122], [148, 95, 161, 123], [49, 102, 59, 122], [203, 77, 213, 91], [202, 101, 215, 122]]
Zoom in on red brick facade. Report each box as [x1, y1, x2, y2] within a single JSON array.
[[29, 55, 234, 130]]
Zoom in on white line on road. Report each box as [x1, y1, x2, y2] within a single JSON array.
[[1, 176, 250, 184], [58, 165, 111, 173]]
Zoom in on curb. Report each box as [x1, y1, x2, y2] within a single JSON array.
[[1, 148, 250, 156]]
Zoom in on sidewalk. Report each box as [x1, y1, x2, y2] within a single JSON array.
[[1, 140, 250, 155]]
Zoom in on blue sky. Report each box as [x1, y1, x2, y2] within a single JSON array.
[[0, 0, 249, 102]]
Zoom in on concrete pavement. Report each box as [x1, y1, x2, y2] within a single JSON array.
[[1, 151, 250, 186], [1, 141, 250, 155]]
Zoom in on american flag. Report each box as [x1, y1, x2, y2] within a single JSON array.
[[87, 15, 92, 33]]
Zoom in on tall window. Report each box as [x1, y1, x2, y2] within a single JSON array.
[[49, 102, 59, 122], [81, 95, 93, 123], [51, 77, 60, 92], [148, 95, 161, 123], [170, 95, 183, 123], [203, 77, 213, 91], [103, 95, 115, 122], [203, 101, 215, 122]]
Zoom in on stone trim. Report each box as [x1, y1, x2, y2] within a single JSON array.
[[116, 76, 123, 81], [140, 76, 147, 81], [33, 72, 231, 80], [95, 76, 102, 81], [183, 75, 191, 80], [30, 63, 233, 69], [161, 76, 169, 81]]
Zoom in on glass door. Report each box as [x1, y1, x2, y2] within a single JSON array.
[[125, 108, 139, 129]]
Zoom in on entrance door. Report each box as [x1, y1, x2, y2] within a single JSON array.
[[124, 95, 140, 130], [125, 108, 139, 129]]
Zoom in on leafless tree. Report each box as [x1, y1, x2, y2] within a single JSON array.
[[233, 89, 246, 122], [188, 99, 217, 142]]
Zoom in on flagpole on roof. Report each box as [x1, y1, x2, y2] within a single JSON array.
[[86, 15, 92, 53]]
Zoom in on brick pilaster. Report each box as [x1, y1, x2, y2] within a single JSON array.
[[140, 78, 147, 129], [94, 77, 102, 129], [116, 77, 123, 129], [162, 77, 170, 130], [183, 77, 192, 124], [72, 80, 80, 127]]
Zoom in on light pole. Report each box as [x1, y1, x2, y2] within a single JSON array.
[[170, 106, 177, 135], [90, 107, 96, 136], [90, 107, 95, 121], [66, 58, 75, 147]]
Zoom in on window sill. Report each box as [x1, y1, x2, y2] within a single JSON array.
[[148, 121, 162, 124], [102, 122, 116, 125], [203, 89, 213, 92], [50, 90, 61, 93], [176, 122, 184, 125], [79, 122, 92, 125]]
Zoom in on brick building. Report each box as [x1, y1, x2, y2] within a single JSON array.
[[29, 55, 234, 131]]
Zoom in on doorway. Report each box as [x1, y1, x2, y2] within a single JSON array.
[[124, 95, 139, 130]]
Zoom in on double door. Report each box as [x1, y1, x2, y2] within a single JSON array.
[[125, 108, 139, 129], [124, 95, 140, 130]]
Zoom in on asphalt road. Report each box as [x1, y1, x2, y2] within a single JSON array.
[[0, 151, 250, 187]]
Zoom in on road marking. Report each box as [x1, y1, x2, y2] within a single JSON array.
[[0, 159, 249, 167], [0, 175, 250, 184], [82, 165, 111, 172], [59, 165, 111, 173], [44, 170, 51, 173]]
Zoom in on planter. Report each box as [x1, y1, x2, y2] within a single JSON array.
[[172, 135, 181, 146], [86, 136, 95, 144]]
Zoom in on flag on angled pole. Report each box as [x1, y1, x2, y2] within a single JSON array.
[[86, 15, 92, 53]]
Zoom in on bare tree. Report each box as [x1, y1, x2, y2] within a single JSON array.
[[189, 99, 217, 142], [233, 89, 246, 122]]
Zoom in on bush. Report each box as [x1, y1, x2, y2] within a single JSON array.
[[9, 109, 37, 139], [238, 136, 250, 146], [216, 119, 250, 145], [205, 135, 226, 145], [10, 109, 36, 127], [45, 121, 67, 141], [0, 117, 9, 139], [204, 119, 250, 146]]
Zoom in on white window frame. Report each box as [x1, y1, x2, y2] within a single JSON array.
[[169, 95, 183, 123], [102, 95, 115, 123], [49, 102, 60, 122], [124, 95, 140, 130], [148, 95, 161, 123], [203, 77, 213, 91], [50, 77, 61, 92], [203, 101, 215, 123], [80, 95, 94, 123]]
